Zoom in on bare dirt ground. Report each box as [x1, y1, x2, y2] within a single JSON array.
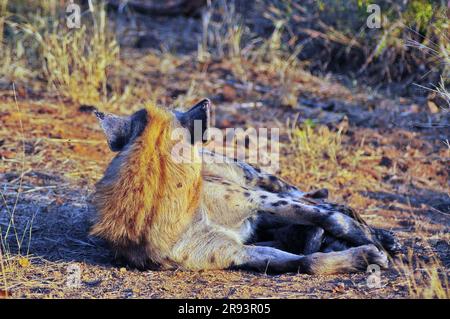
[[0, 7, 449, 299], [1, 63, 449, 298]]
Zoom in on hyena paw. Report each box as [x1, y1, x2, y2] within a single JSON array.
[[372, 228, 402, 255], [353, 244, 389, 271]]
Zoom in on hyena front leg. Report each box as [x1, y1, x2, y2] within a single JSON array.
[[234, 244, 388, 274], [171, 217, 387, 274], [174, 234, 387, 274]]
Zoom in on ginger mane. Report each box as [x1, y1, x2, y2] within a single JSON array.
[[91, 105, 202, 246]]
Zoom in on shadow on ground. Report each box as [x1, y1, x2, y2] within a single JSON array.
[[0, 184, 112, 267]]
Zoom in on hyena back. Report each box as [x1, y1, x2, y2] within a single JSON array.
[[91, 99, 399, 274]]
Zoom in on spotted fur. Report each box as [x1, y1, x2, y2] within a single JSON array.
[[91, 100, 400, 274]]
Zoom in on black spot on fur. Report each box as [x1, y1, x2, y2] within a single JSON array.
[[244, 192, 251, 197], [271, 202, 281, 207], [272, 200, 288, 207], [260, 195, 268, 199]]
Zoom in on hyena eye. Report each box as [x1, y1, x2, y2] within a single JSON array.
[[174, 99, 211, 144], [95, 109, 148, 152]]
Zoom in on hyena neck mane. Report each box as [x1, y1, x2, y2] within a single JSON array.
[[91, 105, 203, 250]]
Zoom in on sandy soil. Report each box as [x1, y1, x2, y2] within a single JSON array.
[[0, 66, 449, 298], [0, 5, 449, 298]]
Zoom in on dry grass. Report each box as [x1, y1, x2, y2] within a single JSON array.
[[396, 249, 449, 299], [1, 1, 119, 105], [395, 214, 449, 299], [198, 1, 305, 106], [41, 2, 118, 105], [0, 0, 36, 84], [284, 119, 380, 195], [251, 19, 304, 107], [198, 1, 250, 81], [42, 13, 119, 105], [0, 84, 30, 297], [198, 0, 246, 62]]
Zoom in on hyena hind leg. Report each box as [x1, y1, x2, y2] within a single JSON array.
[[233, 244, 388, 275], [251, 213, 350, 255], [264, 223, 400, 255], [258, 194, 378, 248], [316, 202, 402, 254], [267, 224, 379, 254]]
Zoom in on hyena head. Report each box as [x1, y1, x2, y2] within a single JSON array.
[[94, 98, 211, 152], [91, 99, 211, 265]]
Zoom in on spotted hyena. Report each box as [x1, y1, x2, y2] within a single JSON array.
[[91, 99, 400, 274]]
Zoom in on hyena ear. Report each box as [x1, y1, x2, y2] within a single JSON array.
[[94, 109, 148, 152], [175, 98, 211, 144]]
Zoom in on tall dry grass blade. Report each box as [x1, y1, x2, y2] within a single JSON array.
[[4, 83, 26, 254]]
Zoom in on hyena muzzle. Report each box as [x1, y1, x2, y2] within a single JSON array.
[[90, 99, 401, 274]]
